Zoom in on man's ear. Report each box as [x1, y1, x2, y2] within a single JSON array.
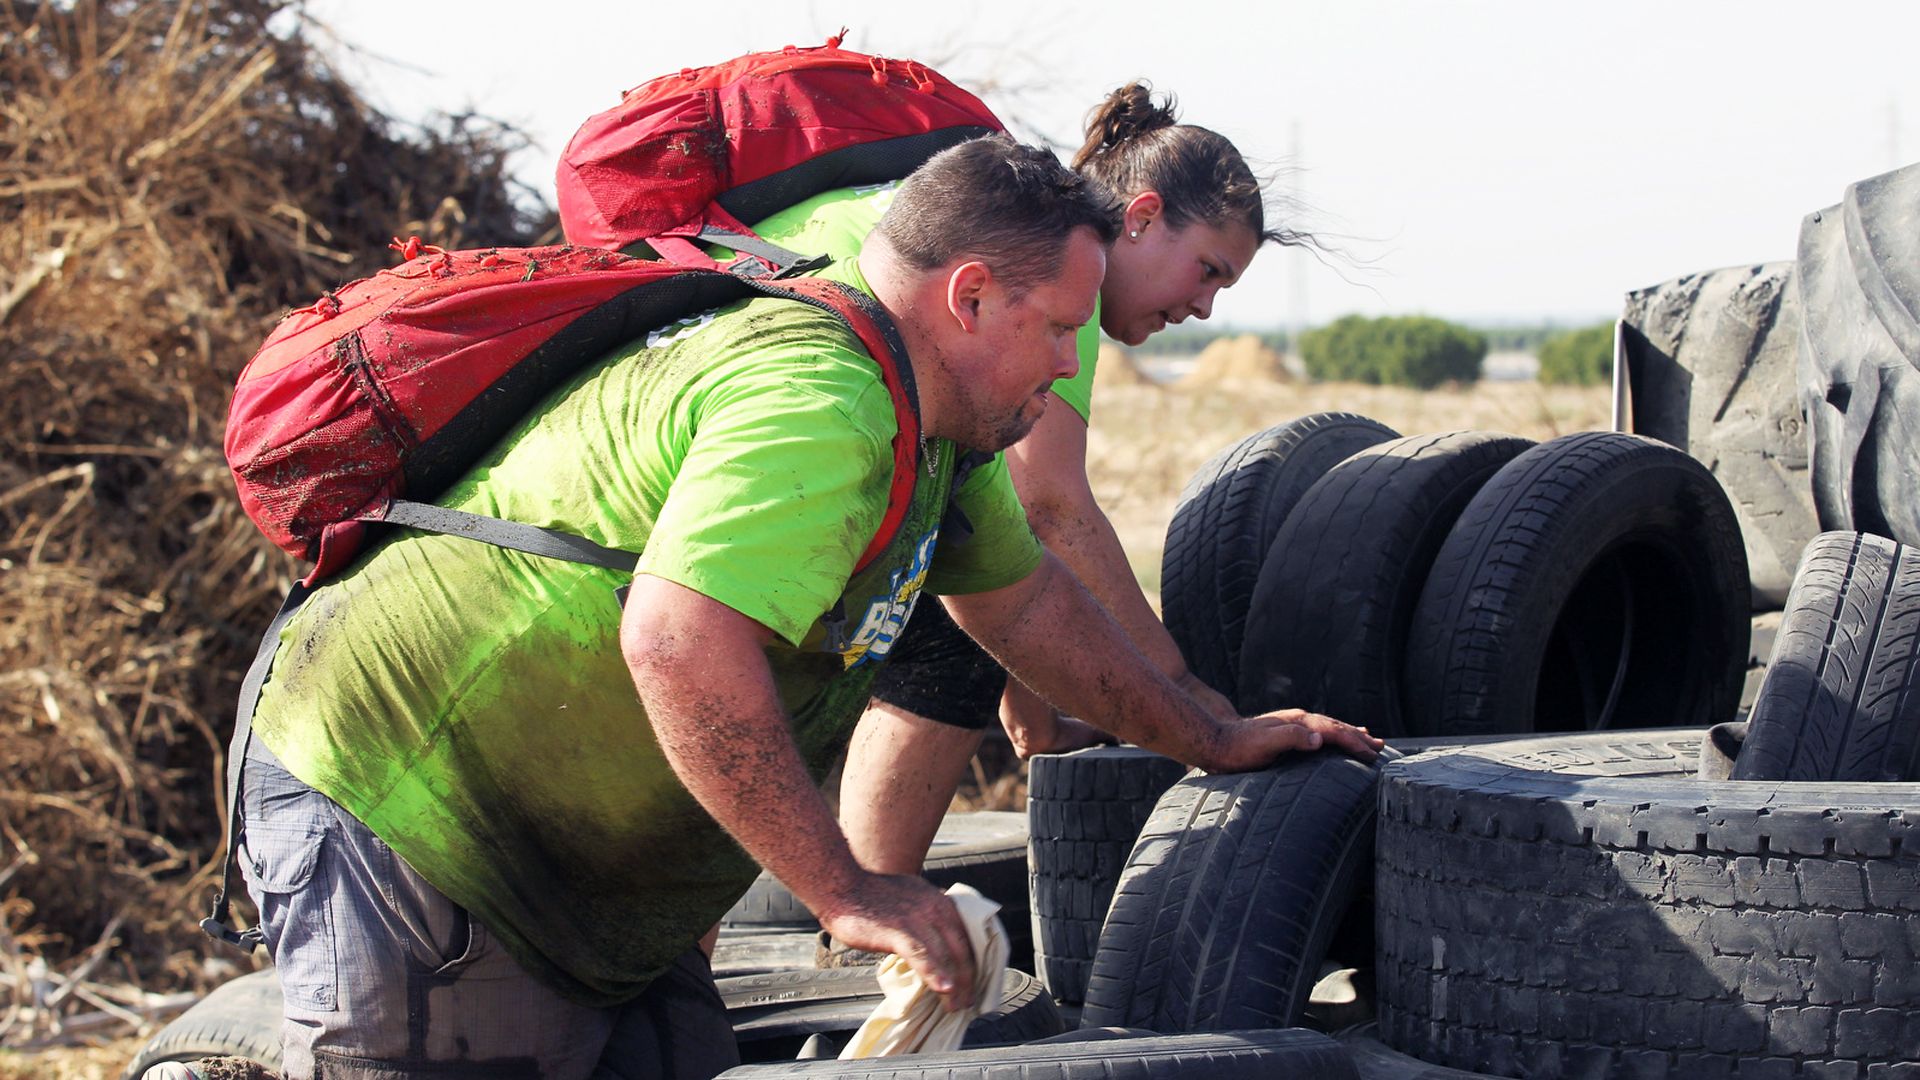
[[1123, 191, 1164, 238], [945, 260, 992, 333]]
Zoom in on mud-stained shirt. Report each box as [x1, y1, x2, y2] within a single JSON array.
[[250, 255, 1042, 1006]]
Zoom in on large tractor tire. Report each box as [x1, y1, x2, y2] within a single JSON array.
[[1621, 261, 1816, 609], [1377, 732, 1920, 1077], [1797, 162, 1920, 551]]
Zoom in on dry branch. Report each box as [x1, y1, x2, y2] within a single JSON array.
[[0, 0, 554, 1008]]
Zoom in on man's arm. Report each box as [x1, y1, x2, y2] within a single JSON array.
[[621, 573, 975, 1007], [945, 553, 1382, 771], [1002, 404, 1237, 727]]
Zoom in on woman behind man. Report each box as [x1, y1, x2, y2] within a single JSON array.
[[743, 82, 1324, 880]]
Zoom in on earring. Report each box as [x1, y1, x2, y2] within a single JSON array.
[[1129, 230, 1139, 239]]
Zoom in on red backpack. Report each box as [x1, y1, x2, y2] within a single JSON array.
[[226, 38, 1002, 586], [224, 243, 922, 586], [557, 34, 1001, 266]]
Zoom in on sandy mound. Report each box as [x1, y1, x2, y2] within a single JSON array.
[[1092, 342, 1153, 390], [1179, 334, 1293, 387]]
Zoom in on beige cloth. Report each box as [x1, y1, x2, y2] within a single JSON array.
[[838, 883, 1009, 1058]]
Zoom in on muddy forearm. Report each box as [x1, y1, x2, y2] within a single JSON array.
[[621, 574, 863, 920], [946, 553, 1226, 768]]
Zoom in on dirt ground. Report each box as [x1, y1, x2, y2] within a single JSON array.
[[0, 1036, 144, 1080]]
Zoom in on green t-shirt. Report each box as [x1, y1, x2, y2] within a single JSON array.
[[745, 183, 1102, 423], [252, 256, 1041, 1005]]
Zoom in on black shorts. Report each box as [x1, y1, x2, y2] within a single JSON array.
[[868, 598, 1007, 729]]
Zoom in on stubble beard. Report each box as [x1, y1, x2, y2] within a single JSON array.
[[966, 384, 1047, 453], [925, 346, 1047, 453]]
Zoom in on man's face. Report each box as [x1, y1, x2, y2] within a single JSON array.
[[943, 227, 1107, 452]]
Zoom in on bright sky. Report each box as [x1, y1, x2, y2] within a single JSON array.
[[304, 0, 1917, 331]]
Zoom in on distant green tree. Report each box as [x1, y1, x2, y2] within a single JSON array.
[[1476, 323, 1578, 352], [1299, 314, 1485, 388], [1537, 322, 1615, 386]]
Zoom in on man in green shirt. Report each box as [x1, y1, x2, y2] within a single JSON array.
[[234, 135, 1381, 1080]]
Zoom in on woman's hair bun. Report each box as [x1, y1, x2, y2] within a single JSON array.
[[1073, 81, 1179, 169]]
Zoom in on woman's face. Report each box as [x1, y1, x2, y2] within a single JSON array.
[[1100, 193, 1262, 347]]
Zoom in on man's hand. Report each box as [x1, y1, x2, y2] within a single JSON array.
[[1199, 709, 1386, 774], [814, 873, 977, 1013]]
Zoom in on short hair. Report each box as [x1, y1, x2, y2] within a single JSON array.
[[875, 134, 1122, 298]]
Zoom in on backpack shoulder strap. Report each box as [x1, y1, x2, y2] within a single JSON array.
[[202, 581, 312, 949], [741, 276, 923, 574]]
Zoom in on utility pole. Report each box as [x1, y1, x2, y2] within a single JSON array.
[[1287, 120, 1309, 348], [1889, 97, 1903, 170]]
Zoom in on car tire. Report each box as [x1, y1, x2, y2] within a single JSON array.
[[1026, 745, 1190, 1004], [122, 969, 281, 1078], [1403, 431, 1749, 736], [1079, 749, 1391, 1032], [1377, 731, 1920, 1077], [1161, 413, 1399, 701], [1339, 1023, 1507, 1080], [1734, 530, 1920, 781], [1237, 431, 1535, 735], [715, 1027, 1358, 1078], [710, 927, 821, 978]]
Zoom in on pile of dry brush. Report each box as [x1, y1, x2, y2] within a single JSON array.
[[1, 0, 552, 1043]]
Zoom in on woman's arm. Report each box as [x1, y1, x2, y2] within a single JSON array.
[[1003, 400, 1237, 722]]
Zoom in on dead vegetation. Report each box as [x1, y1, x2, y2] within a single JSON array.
[[0, 0, 550, 1048]]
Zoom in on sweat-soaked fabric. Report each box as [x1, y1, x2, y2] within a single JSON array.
[[250, 254, 1042, 1007]]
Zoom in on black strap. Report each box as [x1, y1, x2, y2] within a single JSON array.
[[380, 501, 639, 573], [693, 224, 818, 277], [202, 581, 313, 949]]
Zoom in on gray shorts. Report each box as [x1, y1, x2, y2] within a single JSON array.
[[237, 737, 739, 1080]]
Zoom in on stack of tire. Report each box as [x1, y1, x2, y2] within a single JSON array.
[[1162, 412, 1752, 738], [1017, 412, 1761, 1067], [1370, 529, 1920, 1077], [1022, 404, 1920, 1076]]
